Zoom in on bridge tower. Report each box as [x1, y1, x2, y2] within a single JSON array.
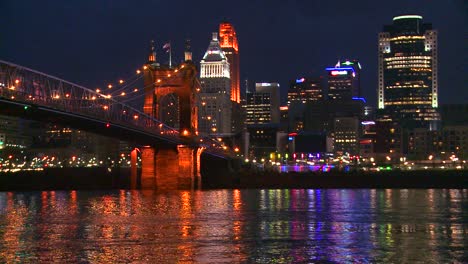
[[134, 40, 203, 190], [143, 40, 198, 135]]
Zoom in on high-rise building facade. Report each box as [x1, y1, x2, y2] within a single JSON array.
[[219, 22, 240, 103], [199, 32, 232, 136], [288, 77, 324, 132], [243, 83, 281, 125], [288, 77, 323, 105], [378, 15, 440, 129], [326, 60, 361, 101]]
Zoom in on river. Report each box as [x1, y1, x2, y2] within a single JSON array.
[[0, 189, 467, 263]]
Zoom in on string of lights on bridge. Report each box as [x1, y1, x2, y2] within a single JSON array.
[[0, 59, 233, 154]]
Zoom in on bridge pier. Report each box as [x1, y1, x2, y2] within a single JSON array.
[[136, 145, 203, 190], [130, 148, 139, 189]]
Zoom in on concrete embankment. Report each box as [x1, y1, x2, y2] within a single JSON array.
[[0, 167, 131, 191], [204, 169, 468, 189], [0, 167, 466, 191]]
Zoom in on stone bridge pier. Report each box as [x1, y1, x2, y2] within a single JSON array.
[[131, 145, 204, 190]]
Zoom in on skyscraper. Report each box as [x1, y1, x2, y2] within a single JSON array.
[[288, 77, 323, 105], [244, 83, 281, 125], [219, 22, 240, 103], [378, 15, 440, 129], [287, 77, 324, 132], [199, 32, 232, 136], [326, 60, 361, 101]]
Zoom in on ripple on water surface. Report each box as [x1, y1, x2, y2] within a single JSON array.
[[0, 189, 467, 263]]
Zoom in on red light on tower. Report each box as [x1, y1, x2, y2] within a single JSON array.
[[219, 22, 240, 104]]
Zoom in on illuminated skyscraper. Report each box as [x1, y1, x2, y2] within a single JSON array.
[[244, 83, 281, 125], [199, 32, 231, 136], [326, 60, 361, 101], [378, 15, 440, 129], [219, 22, 240, 103], [288, 77, 323, 105]]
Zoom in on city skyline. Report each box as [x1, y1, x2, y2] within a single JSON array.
[[0, 0, 466, 106]]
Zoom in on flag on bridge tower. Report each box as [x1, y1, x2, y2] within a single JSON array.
[[163, 42, 172, 68], [163, 42, 171, 52]]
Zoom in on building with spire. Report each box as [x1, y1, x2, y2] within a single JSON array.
[[378, 15, 440, 130], [198, 32, 232, 136], [219, 22, 240, 103]]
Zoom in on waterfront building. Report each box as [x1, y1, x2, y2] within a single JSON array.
[[0, 115, 31, 154], [378, 15, 440, 130], [245, 124, 281, 160], [199, 32, 232, 136], [333, 116, 360, 155], [326, 60, 361, 101], [408, 126, 467, 160]]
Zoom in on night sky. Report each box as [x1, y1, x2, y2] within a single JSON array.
[[1, 0, 467, 106]]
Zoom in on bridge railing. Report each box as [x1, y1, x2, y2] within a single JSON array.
[[0, 60, 182, 143]]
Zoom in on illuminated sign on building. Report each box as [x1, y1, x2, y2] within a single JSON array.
[[361, 121, 376, 125], [296, 78, 305, 83], [330, 70, 348, 76]]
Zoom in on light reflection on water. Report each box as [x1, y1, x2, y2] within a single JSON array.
[[0, 189, 467, 263]]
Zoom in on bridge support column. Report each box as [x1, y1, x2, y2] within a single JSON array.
[[139, 145, 202, 190], [130, 148, 139, 189], [177, 145, 195, 189], [155, 147, 180, 189], [195, 147, 204, 189], [141, 146, 156, 189]]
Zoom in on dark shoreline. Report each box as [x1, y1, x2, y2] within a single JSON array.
[[0, 167, 467, 191]]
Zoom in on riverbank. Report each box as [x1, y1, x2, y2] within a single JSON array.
[[204, 169, 468, 189], [0, 167, 466, 191], [0, 167, 131, 191]]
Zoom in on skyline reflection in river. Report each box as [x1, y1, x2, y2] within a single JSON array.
[[0, 189, 467, 263]]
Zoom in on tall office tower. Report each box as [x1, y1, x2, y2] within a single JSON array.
[[255, 83, 281, 123], [326, 60, 361, 101], [288, 77, 323, 105], [378, 15, 440, 130], [199, 32, 232, 136], [288, 77, 324, 132], [243, 83, 281, 125], [244, 92, 272, 125], [219, 22, 240, 103]]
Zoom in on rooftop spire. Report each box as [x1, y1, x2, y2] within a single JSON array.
[[201, 32, 227, 62]]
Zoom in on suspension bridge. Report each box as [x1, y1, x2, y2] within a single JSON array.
[[0, 48, 240, 189]]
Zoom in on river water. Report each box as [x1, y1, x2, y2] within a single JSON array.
[[0, 189, 466, 263]]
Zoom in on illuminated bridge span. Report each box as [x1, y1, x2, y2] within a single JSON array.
[[0, 58, 238, 190]]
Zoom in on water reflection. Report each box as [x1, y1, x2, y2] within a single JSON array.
[[0, 189, 466, 263]]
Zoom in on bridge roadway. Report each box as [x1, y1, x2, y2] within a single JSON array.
[[0, 59, 240, 190]]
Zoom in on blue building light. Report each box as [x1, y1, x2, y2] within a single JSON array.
[[296, 78, 305, 83], [325, 67, 355, 72], [352, 97, 366, 103]]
